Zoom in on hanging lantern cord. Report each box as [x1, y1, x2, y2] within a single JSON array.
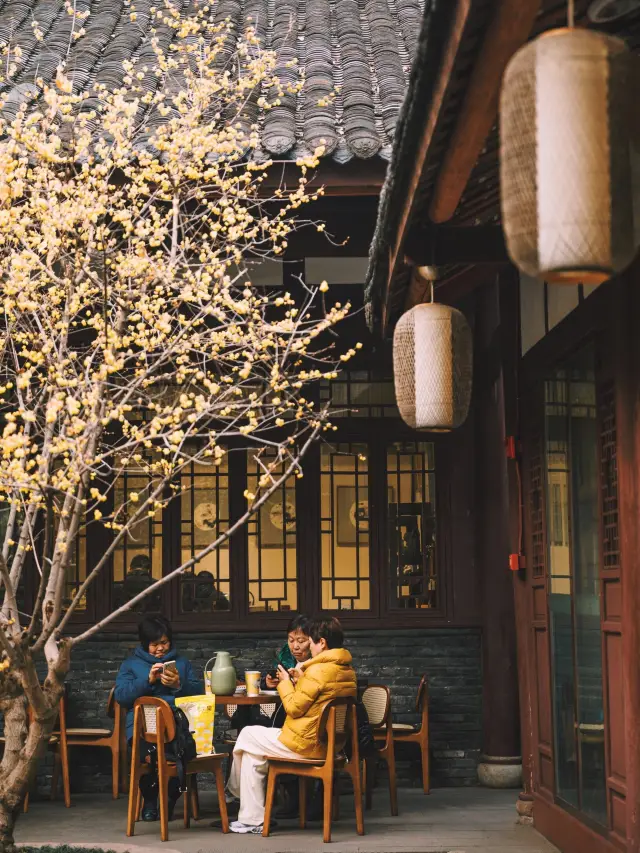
[[567, 0, 575, 27]]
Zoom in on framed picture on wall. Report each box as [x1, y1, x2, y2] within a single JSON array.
[[259, 492, 297, 547], [337, 486, 394, 546]]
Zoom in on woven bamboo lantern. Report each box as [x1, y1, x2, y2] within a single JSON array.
[[500, 27, 638, 284], [393, 303, 473, 432]]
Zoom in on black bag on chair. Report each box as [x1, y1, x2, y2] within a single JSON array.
[[147, 706, 197, 792], [346, 700, 376, 760]]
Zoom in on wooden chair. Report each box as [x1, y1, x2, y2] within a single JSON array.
[[262, 697, 364, 844], [361, 685, 398, 816], [126, 696, 229, 842], [60, 688, 127, 799], [221, 700, 278, 782], [374, 674, 430, 794]]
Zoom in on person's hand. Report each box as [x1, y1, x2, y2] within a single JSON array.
[[276, 664, 291, 683], [161, 668, 181, 689], [149, 663, 164, 685], [265, 674, 278, 689]]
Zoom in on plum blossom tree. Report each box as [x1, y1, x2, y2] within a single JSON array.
[[0, 3, 356, 848]]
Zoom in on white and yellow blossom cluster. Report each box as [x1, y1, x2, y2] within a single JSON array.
[[0, 2, 354, 629]]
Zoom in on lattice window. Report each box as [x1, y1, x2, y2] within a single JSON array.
[[112, 464, 163, 613], [599, 382, 619, 572], [387, 441, 437, 610], [180, 458, 230, 614], [320, 443, 370, 610], [247, 449, 297, 613], [319, 371, 399, 418], [64, 529, 87, 612]]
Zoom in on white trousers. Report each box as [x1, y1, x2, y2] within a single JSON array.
[[227, 725, 300, 826]]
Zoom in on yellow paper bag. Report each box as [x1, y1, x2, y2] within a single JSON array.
[[175, 695, 216, 755]]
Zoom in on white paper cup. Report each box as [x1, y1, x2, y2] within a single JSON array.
[[245, 670, 261, 696]]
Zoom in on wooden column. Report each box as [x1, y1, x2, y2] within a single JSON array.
[[474, 276, 521, 786], [499, 268, 535, 817], [615, 270, 640, 853]]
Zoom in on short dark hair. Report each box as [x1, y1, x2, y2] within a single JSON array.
[[287, 613, 311, 635], [309, 616, 344, 650], [130, 554, 151, 572], [138, 615, 173, 650]]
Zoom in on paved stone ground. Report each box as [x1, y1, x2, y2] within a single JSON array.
[[17, 788, 559, 853]]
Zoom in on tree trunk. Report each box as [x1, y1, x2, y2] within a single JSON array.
[[0, 650, 68, 853]]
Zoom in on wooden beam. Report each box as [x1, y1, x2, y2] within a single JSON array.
[[262, 159, 387, 197], [404, 225, 508, 266], [429, 0, 541, 224], [382, 0, 475, 334], [405, 263, 505, 311]]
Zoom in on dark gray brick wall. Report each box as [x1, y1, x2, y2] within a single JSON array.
[[32, 627, 482, 796]]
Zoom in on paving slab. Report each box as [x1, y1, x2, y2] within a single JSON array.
[[17, 788, 560, 853]]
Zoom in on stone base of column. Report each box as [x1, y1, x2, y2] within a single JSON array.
[[515, 792, 534, 825], [477, 755, 523, 789]]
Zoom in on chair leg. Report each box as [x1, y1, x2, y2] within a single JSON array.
[[184, 776, 191, 829], [158, 759, 169, 842], [420, 739, 430, 794], [126, 769, 139, 837], [192, 775, 201, 820], [262, 767, 277, 837], [214, 764, 229, 833], [112, 744, 120, 800], [350, 761, 365, 836], [385, 747, 398, 817], [60, 740, 71, 808], [299, 777, 307, 830], [323, 772, 334, 844]]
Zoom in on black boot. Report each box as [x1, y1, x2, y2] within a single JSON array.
[[140, 774, 159, 822], [275, 776, 299, 819], [167, 777, 182, 821]]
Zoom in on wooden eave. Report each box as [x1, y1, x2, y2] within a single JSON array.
[[366, 0, 640, 338]]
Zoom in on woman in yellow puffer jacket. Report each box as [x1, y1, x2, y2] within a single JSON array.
[[227, 617, 357, 834], [278, 643, 357, 758]]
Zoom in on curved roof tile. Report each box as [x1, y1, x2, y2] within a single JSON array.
[[0, 0, 422, 162]]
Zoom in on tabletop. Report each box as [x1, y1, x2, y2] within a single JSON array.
[[213, 691, 279, 706]]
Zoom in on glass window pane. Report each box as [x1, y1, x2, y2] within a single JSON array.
[[545, 344, 607, 825], [112, 464, 163, 613], [180, 458, 230, 614], [320, 443, 370, 610], [387, 442, 437, 610], [247, 449, 297, 613], [64, 530, 88, 612], [319, 371, 399, 418]]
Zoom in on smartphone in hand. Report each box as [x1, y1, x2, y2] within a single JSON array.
[[163, 660, 178, 675]]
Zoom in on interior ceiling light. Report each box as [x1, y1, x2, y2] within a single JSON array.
[[587, 0, 640, 23]]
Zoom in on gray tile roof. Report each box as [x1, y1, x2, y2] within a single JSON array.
[[0, 0, 424, 163]]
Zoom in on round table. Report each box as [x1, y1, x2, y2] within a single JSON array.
[[213, 691, 279, 706]]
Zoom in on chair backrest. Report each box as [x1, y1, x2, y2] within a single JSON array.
[[107, 688, 116, 718], [133, 696, 176, 745], [260, 703, 277, 719], [361, 685, 390, 728], [416, 675, 429, 714], [224, 703, 238, 721], [317, 697, 357, 765]]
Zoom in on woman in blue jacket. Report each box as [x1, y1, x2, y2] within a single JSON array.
[[115, 614, 201, 822]]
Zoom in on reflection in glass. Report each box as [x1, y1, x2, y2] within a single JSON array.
[[180, 457, 230, 613], [387, 442, 436, 609], [247, 449, 297, 613], [545, 344, 607, 825], [321, 443, 370, 610], [112, 464, 163, 613]]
